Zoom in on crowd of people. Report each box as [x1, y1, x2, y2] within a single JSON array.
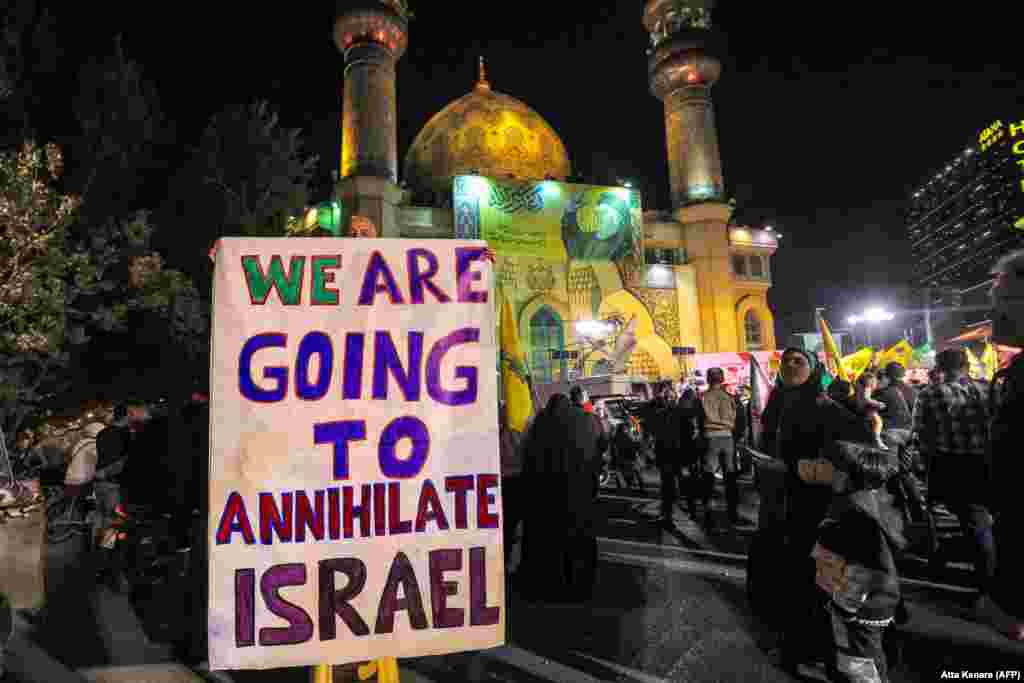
[[6, 251, 1024, 681], [500, 252, 1024, 682]]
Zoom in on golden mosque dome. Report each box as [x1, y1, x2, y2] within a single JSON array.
[[402, 58, 571, 194]]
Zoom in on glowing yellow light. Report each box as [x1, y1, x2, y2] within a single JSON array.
[[1015, 216, 1024, 230]]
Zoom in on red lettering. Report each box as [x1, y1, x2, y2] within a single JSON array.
[[476, 474, 500, 529], [216, 492, 256, 545], [387, 482, 413, 535], [415, 479, 450, 532], [445, 475, 474, 529], [259, 492, 293, 545]]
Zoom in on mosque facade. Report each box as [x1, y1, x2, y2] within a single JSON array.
[[329, 0, 776, 384]]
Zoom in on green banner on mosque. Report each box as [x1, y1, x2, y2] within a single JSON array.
[[453, 175, 643, 261]]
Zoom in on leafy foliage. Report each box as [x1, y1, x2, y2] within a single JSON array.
[[0, 141, 208, 450], [193, 100, 317, 237], [157, 100, 318, 289]]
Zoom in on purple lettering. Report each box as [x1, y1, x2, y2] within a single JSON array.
[[426, 328, 480, 406], [375, 552, 428, 634], [259, 564, 314, 646], [235, 568, 256, 647], [314, 420, 366, 480], [318, 558, 370, 640], [456, 247, 488, 303], [372, 331, 423, 401], [407, 248, 451, 304], [470, 547, 500, 626], [429, 549, 464, 629], [378, 416, 430, 479], [358, 251, 405, 305]]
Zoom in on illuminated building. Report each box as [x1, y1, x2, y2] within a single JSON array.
[[331, 0, 776, 383], [906, 118, 1024, 342]]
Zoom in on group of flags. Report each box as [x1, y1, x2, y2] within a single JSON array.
[[816, 317, 1004, 385], [503, 301, 1010, 442]]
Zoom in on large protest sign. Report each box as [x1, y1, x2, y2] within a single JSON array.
[[208, 238, 502, 670]]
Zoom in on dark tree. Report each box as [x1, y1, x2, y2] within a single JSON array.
[[0, 0, 61, 149], [156, 100, 318, 287]]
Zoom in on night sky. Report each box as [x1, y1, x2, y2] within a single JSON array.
[[47, 2, 1022, 344]]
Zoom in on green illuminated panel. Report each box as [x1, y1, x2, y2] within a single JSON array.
[[452, 175, 643, 262]]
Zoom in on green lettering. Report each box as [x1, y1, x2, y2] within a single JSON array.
[[242, 255, 305, 305], [311, 256, 341, 305]]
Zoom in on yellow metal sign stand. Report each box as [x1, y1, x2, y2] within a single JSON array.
[[311, 658, 400, 682]]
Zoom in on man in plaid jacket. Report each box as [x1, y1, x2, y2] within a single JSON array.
[[912, 348, 995, 605]]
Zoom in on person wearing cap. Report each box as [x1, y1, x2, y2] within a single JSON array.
[[759, 347, 874, 672]]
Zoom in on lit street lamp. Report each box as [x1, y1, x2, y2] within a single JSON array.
[[847, 307, 895, 348]]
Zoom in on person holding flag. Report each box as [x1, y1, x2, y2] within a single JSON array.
[[818, 317, 850, 385]]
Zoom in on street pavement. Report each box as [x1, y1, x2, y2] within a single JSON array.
[[5, 463, 1024, 682]]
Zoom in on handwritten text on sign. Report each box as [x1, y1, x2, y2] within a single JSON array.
[[208, 238, 503, 670]]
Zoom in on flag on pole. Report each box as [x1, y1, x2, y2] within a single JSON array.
[[500, 290, 533, 432], [842, 348, 875, 381], [877, 339, 915, 370], [965, 346, 983, 380], [749, 354, 771, 448], [981, 342, 998, 381], [818, 317, 850, 382]]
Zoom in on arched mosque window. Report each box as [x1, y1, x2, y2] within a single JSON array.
[[744, 310, 763, 351], [530, 306, 565, 383]]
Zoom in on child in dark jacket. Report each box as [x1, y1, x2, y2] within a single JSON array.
[[811, 441, 906, 683]]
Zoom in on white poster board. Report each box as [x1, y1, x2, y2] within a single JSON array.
[[208, 238, 503, 670]]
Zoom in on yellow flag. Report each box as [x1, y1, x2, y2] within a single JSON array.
[[981, 342, 998, 381], [500, 291, 533, 432], [842, 348, 875, 381], [818, 317, 850, 382], [877, 339, 914, 370], [965, 346, 984, 380]]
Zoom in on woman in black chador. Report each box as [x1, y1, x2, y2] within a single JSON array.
[[517, 394, 603, 602], [758, 348, 872, 670]]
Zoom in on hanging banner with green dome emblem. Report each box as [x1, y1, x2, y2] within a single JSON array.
[[453, 175, 643, 262]]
